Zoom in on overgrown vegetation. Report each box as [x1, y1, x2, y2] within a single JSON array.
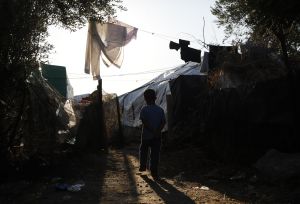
[[0, 0, 124, 162], [0, 0, 125, 79], [211, 0, 300, 69]]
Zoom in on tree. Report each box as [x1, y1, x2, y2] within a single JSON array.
[[211, 0, 300, 148], [211, 0, 300, 70], [0, 0, 125, 81], [0, 0, 124, 159]]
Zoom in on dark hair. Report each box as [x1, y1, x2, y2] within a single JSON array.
[[144, 89, 156, 102]]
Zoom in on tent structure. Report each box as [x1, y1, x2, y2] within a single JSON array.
[[118, 61, 207, 130]]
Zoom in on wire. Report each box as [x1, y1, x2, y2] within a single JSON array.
[[138, 27, 209, 49], [203, 16, 206, 47], [43, 75, 154, 81], [139, 28, 207, 47], [139, 29, 179, 41], [67, 65, 177, 78], [102, 68, 173, 77], [44, 68, 176, 79], [179, 32, 208, 49]]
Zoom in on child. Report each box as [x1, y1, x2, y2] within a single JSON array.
[[139, 89, 166, 180]]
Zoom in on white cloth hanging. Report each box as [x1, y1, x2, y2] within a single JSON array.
[[84, 20, 138, 80]]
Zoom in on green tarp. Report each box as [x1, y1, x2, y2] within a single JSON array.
[[41, 64, 67, 97]]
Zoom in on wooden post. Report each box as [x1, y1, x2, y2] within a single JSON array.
[[115, 96, 124, 147], [97, 78, 107, 151], [97, 79, 103, 110]]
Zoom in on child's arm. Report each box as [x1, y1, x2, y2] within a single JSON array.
[[158, 119, 166, 132]]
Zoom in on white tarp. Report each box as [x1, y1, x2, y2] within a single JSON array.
[[119, 61, 207, 129]]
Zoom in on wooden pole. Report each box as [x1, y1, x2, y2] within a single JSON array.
[[97, 78, 108, 151], [115, 96, 124, 147], [97, 79, 102, 107]]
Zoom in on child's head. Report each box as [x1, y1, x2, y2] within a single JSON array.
[[144, 89, 156, 104]]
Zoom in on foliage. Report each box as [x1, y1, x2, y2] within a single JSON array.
[[211, 0, 300, 59], [0, 0, 124, 80], [0, 0, 124, 160]]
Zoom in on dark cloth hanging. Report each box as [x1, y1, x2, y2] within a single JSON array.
[[169, 40, 201, 63], [180, 47, 201, 63]]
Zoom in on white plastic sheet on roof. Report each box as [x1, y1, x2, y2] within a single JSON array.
[[119, 61, 207, 129]]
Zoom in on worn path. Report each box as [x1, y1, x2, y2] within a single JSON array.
[[99, 147, 197, 203], [3, 144, 284, 203]]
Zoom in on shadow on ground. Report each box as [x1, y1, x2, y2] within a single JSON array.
[[124, 142, 300, 203], [1, 144, 299, 203], [0, 150, 109, 204], [141, 175, 195, 204]]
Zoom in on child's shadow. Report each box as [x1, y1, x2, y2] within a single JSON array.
[[140, 175, 195, 204]]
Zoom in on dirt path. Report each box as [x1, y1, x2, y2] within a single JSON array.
[[99, 147, 198, 204], [1, 144, 296, 203], [0, 145, 236, 203]]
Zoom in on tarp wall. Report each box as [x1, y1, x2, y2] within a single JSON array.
[[118, 62, 205, 129]]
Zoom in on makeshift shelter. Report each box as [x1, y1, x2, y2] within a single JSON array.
[[118, 62, 207, 141], [74, 90, 121, 148], [166, 47, 299, 162], [0, 69, 77, 163]]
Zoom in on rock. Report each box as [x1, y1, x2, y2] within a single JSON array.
[[255, 149, 300, 183]]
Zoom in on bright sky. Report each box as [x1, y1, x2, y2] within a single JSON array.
[[47, 0, 226, 96]]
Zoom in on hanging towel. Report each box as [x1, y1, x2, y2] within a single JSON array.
[[85, 20, 138, 80]]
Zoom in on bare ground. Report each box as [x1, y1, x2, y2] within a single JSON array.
[[0, 143, 299, 203]]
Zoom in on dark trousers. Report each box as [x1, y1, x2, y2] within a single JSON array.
[[139, 138, 161, 176]]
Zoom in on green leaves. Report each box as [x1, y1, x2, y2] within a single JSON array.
[[0, 0, 124, 76], [211, 0, 300, 57]]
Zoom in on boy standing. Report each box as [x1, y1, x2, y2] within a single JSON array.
[[139, 89, 166, 180]]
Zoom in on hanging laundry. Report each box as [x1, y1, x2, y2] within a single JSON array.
[[180, 47, 201, 63], [169, 39, 201, 63], [84, 20, 138, 80]]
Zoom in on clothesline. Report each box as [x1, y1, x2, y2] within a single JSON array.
[[67, 66, 179, 78], [138, 28, 208, 49], [106, 18, 208, 48], [101, 27, 208, 49], [66, 77, 153, 81], [84, 20, 208, 80]]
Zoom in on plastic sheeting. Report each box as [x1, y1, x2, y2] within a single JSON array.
[[0, 70, 77, 161], [119, 62, 206, 129]]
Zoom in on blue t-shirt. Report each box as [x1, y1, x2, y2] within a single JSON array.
[[140, 104, 166, 140]]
